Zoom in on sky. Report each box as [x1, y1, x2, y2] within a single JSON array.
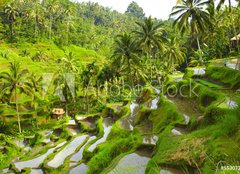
[[73, 0, 237, 20], [73, 0, 177, 20]]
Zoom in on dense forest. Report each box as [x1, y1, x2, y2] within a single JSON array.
[[0, 0, 240, 173]]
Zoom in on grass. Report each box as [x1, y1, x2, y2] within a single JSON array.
[[86, 124, 142, 174], [149, 96, 184, 133], [0, 41, 107, 76], [205, 65, 240, 89], [195, 79, 228, 89]]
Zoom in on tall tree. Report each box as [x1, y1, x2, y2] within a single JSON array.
[[216, 0, 240, 10], [164, 37, 185, 74], [125, 1, 145, 19], [46, 0, 58, 42], [0, 62, 32, 133], [4, 4, 19, 39], [112, 33, 141, 89], [171, 0, 211, 65], [134, 16, 166, 79]]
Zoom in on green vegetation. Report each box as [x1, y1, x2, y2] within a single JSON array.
[[0, 0, 239, 173], [205, 65, 240, 89]]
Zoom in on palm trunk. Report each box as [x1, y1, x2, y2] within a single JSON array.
[[49, 15, 52, 43], [148, 48, 153, 80], [34, 102, 38, 128], [15, 88, 21, 133], [66, 18, 69, 45], [128, 59, 134, 91], [9, 21, 13, 39], [229, 0, 232, 11], [34, 0, 38, 39], [196, 36, 203, 65]]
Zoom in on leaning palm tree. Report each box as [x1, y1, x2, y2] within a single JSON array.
[[0, 62, 33, 133], [164, 37, 186, 74], [4, 4, 19, 38], [112, 33, 141, 89], [170, 0, 211, 65], [134, 16, 166, 79]]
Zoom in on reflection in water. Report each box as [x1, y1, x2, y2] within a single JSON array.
[[160, 169, 175, 174], [183, 114, 190, 125], [167, 96, 201, 123], [88, 118, 114, 152], [225, 100, 238, 109], [153, 87, 161, 94], [108, 151, 150, 174], [171, 129, 182, 136], [43, 131, 53, 143], [68, 119, 77, 125], [14, 139, 27, 148], [47, 135, 88, 168], [193, 68, 206, 75], [120, 118, 134, 131], [67, 125, 80, 136], [70, 163, 88, 174], [142, 135, 158, 145], [211, 59, 240, 70], [150, 98, 159, 110], [14, 141, 66, 171], [30, 169, 44, 174], [2, 168, 8, 173], [70, 136, 96, 162], [174, 76, 183, 82], [120, 101, 139, 130]]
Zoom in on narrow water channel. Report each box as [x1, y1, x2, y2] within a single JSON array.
[[47, 135, 88, 168], [120, 101, 139, 130], [88, 117, 114, 152]]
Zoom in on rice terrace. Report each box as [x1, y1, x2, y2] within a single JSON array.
[[0, 0, 240, 174]]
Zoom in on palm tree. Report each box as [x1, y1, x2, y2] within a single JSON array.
[[217, 0, 240, 10], [30, 73, 42, 128], [63, 5, 74, 45], [61, 52, 80, 73], [4, 4, 19, 39], [134, 16, 166, 79], [164, 37, 186, 74], [46, 0, 58, 42], [31, 0, 43, 39], [170, 0, 211, 65], [81, 62, 99, 114], [0, 62, 32, 133], [53, 53, 80, 116], [112, 33, 141, 89]]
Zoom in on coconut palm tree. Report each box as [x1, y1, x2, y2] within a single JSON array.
[[164, 37, 186, 74], [170, 0, 211, 65], [4, 4, 19, 39], [81, 62, 99, 113], [134, 16, 166, 79], [61, 52, 80, 73], [63, 4, 74, 45], [217, 0, 240, 10], [0, 62, 33, 133], [112, 33, 141, 89], [30, 73, 42, 128], [53, 53, 80, 116], [46, 0, 58, 42]]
